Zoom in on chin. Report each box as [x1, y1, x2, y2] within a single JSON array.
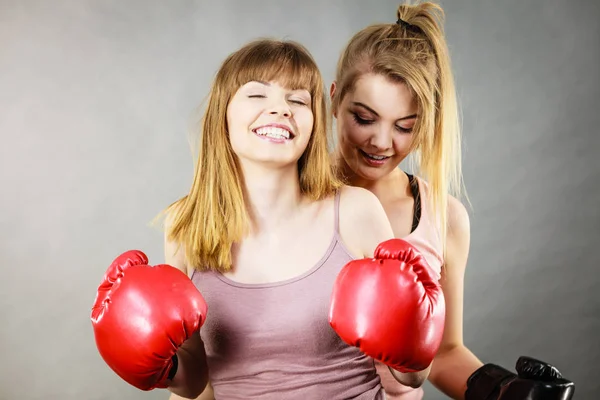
[[250, 156, 301, 169], [237, 148, 300, 166], [349, 163, 387, 182]]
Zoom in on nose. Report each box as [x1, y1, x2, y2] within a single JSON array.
[[368, 126, 393, 151], [267, 96, 292, 118]]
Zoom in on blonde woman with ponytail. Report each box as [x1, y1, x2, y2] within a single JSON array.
[[331, 2, 575, 400]]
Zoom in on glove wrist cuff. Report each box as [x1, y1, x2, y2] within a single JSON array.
[[151, 354, 178, 390], [465, 363, 516, 399], [167, 354, 179, 381]]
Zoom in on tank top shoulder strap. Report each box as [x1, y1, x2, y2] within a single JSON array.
[[404, 175, 444, 279], [413, 176, 443, 249], [333, 189, 342, 236]]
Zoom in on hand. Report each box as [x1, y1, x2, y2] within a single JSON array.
[[465, 356, 575, 400], [91, 250, 208, 390], [329, 238, 445, 372]]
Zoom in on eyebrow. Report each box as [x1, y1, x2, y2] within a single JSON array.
[[352, 101, 417, 121]]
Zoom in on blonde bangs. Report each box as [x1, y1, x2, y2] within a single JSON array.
[[220, 39, 341, 201], [226, 41, 322, 96]]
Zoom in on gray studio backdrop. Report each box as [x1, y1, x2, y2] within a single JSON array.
[[1, 0, 598, 399]]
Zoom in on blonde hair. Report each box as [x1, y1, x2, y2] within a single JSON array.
[[331, 1, 466, 253], [162, 39, 340, 273]]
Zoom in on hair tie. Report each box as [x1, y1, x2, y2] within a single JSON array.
[[396, 18, 412, 29], [396, 18, 421, 34]]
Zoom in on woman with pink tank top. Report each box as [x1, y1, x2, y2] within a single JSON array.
[[146, 37, 447, 400], [330, 2, 574, 400]]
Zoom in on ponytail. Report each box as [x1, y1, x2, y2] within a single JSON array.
[[333, 1, 467, 256]]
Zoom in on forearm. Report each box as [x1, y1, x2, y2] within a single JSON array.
[[169, 382, 214, 400], [388, 363, 432, 388], [428, 345, 483, 400], [168, 347, 209, 399]]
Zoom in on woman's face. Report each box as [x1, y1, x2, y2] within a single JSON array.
[[226, 80, 314, 170], [334, 73, 418, 182]]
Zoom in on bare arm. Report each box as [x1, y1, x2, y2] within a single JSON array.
[[427, 196, 483, 399], [163, 217, 210, 399], [341, 186, 431, 388], [169, 382, 214, 400]]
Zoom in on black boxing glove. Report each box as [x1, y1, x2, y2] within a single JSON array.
[[465, 356, 575, 400]]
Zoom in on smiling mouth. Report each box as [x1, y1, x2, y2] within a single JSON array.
[[253, 126, 295, 140], [359, 149, 391, 161]]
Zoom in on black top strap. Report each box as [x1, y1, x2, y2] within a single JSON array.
[[406, 173, 421, 233]]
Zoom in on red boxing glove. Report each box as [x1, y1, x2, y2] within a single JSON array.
[[91, 250, 208, 390], [329, 238, 445, 372]]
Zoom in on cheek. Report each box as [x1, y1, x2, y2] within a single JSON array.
[[339, 115, 368, 148], [226, 105, 251, 151], [228, 103, 258, 132], [298, 108, 314, 131], [226, 103, 242, 131], [392, 134, 414, 156]]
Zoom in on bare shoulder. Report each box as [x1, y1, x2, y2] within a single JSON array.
[[163, 209, 190, 277], [339, 185, 386, 213], [446, 194, 470, 245], [338, 185, 395, 258], [444, 194, 471, 273], [417, 177, 470, 245]]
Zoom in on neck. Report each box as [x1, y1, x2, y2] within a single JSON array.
[[240, 161, 303, 233], [335, 152, 407, 200]]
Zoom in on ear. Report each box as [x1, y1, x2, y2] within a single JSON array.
[[330, 81, 338, 118]]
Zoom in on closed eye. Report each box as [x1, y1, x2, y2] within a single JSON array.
[[396, 125, 413, 133], [352, 113, 374, 125], [353, 112, 412, 133], [290, 99, 308, 106]]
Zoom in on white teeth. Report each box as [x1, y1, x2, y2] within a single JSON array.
[[366, 153, 387, 160], [255, 127, 291, 140]]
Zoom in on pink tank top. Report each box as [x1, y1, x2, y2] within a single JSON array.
[[375, 176, 444, 400], [191, 191, 385, 399]]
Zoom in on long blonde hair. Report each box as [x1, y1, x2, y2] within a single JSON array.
[[331, 1, 466, 253], [162, 39, 340, 272]]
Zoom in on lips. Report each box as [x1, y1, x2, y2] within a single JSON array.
[[359, 149, 392, 167], [359, 149, 390, 160]]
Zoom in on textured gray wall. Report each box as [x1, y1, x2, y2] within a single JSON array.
[[1, 0, 598, 399]]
